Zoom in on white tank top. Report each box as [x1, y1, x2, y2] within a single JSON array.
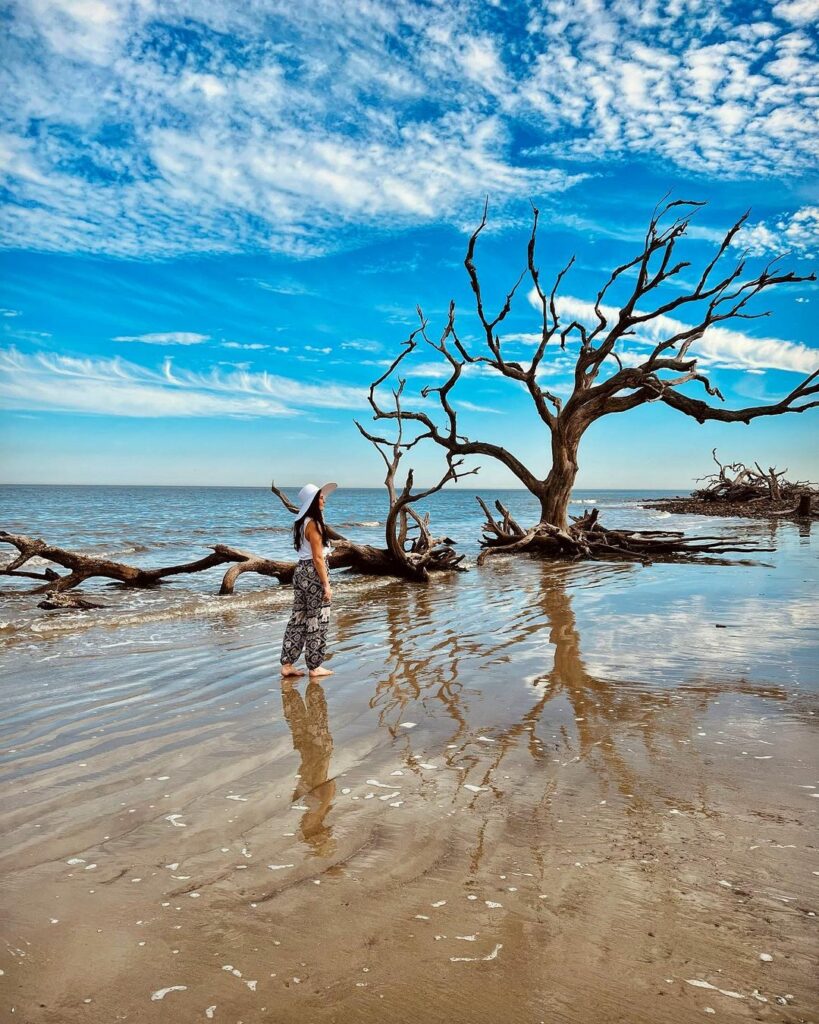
[[297, 517, 330, 560]]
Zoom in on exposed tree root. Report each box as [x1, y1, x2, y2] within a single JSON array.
[[475, 500, 774, 565]]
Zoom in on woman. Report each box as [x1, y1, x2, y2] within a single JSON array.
[[280, 482, 337, 679]]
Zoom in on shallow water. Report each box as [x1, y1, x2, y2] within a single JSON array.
[[0, 487, 817, 1021]]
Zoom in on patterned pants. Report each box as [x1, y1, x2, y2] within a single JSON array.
[[280, 560, 331, 670]]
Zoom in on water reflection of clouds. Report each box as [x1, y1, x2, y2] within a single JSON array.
[[577, 595, 817, 685]]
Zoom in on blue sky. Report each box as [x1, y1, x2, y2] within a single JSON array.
[[0, 0, 817, 488]]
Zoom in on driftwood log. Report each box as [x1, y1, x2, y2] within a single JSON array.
[[0, 530, 302, 596], [641, 450, 818, 521], [0, 527, 463, 602]]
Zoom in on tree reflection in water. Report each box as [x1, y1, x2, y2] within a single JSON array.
[[360, 560, 787, 808]]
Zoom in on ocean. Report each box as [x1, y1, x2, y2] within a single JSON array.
[[0, 482, 815, 688]]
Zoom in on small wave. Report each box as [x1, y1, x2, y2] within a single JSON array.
[[238, 526, 289, 534], [99, 543, 152, 556], [339, 520, 382, 528]]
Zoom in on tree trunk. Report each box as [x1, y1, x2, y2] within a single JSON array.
[[539, 430, 580, 529]]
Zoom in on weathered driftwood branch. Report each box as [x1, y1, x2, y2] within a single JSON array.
[[0, 528, 440, 601], [642, 450, 818, 521], [0, 531, 301, 596], [354, 372, 474, 580]]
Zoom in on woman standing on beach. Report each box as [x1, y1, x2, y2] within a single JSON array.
[[280, 482, 337, 679]]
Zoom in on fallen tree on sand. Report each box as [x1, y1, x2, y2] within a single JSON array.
[[693, 449, 817, 509], [474, 503, 773, 565], [0, 530, 302, 597]]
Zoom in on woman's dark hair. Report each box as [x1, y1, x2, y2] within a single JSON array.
[[293, 491, 330, 552]]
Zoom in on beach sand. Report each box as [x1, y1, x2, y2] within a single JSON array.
[[1, 555, 817, 1023]]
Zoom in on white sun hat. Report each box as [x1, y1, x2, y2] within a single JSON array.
[[295, 482, 338, 519]]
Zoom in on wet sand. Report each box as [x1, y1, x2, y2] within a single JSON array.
[[1, 553, 817, 1023]]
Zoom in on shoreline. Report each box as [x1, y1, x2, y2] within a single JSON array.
[[641, 496, 812, 521]]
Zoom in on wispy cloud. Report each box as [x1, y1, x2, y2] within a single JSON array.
[[0, 347, 365, 418], [455, 399, 502, 414], [113, 332, 210, 346], [526, 292, 817, 375], [342, 339, 382, 352], [250, 278, 316, 296]]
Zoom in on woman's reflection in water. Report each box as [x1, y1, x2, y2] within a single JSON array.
[[281, 679, 336, 857]]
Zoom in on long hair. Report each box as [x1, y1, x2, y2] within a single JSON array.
[[293, 492, 330, 552]]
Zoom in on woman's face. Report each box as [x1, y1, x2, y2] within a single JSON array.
[[319, 492, 326, 512]]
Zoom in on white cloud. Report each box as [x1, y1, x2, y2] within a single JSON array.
[[3, 0, 814, 257], [251, 278, 315, 296], [735, 206, 819, 258], [221, 342, 269, 350], [772, 0, 819, 25], [0, 1, 582, 257], [0, 347, 365, 418], [536, 293, 818, 375], [520, 6, 817, 177], [455, 399, 502, 414], [113, 332, 210, 346], [342, 339, 382, 352]]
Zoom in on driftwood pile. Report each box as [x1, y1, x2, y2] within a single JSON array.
[[642, 450, 817, 521], [693, 450, 816, 508]]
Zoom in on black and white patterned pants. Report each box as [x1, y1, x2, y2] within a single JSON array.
[[280, 560, 331, 670]]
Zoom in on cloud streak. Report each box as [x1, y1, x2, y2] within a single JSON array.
[[0, 348, 365, 418], [113, 332, 210, 345]]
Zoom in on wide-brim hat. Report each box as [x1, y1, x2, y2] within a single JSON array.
[[295, 482, 337, 520]]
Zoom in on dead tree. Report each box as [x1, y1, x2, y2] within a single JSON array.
[[366, 197, 817, 561], [271, 367, 475, 582]]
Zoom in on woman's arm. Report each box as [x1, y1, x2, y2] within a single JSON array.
[[305, 520, 332, 601]]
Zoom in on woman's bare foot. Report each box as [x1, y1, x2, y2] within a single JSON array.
[[308, 666, 334, 678], [281, 664, 305, 677]]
